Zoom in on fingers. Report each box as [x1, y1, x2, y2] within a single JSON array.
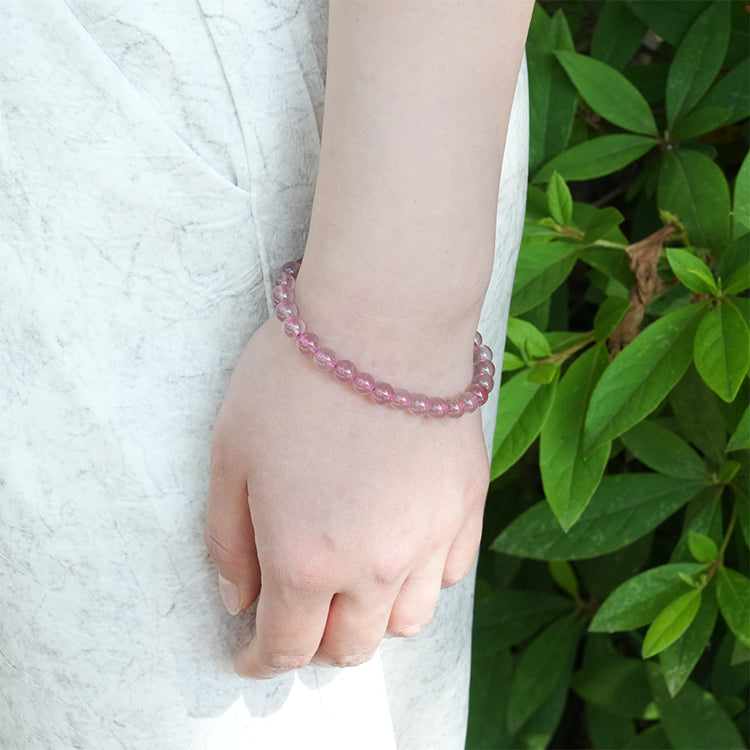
[[441, 506, 483, 589], [205, 443, 261, 614], [313, 592, 396, 667], [234, 579, 333, 679], [387, 562, 443, 638]]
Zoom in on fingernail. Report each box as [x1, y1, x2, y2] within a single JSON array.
[[218, 574, 241, 615]]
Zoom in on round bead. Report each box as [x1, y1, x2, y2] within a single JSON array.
[[473, 373, 494, 393], [429, 398, 449, 419], [468, 384, 489, 406], [446, 397, 466, 418], [297, 332, 319, 356], [475, 344, 493, 362], [282, 315, 305, 337], [392, 388, 413, 410], [371, 382, 395, 405], [281, 260, 301, 276], [409, 394, 432, 416], [352, 371, 375, 395], [476, 359, 495, 378], [334, 360, 356, 383], [275, 300, 298, 321], [313, 347, 337, 371], [273, 271, 295, 287], [462, 391, 480, 413], [272, 284, 292, 305], [474, 332, 483, 347]]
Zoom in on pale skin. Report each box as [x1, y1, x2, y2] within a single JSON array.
[[206, 0, 534, 678]]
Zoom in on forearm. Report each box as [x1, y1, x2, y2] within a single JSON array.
[[296, 0, 532, 392]]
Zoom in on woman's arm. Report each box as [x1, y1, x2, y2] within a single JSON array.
[[206, 0, 533, 679]]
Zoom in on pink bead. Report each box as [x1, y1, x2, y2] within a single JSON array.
[[282, 315, 305, 337], [272, 284, 292, 305], [476, 359, 495, 378], [392, 388, 413, 410], [475, 344, 493, 362], [281, 260, 301, 276], [447, 397, 466, 418], [468, 384, 489, 406], [352, 372, 375, 395], [474, 332, 483, 347], [273, 271, 295, 287], [275, 300, 298, 321], [473, 373, 494, 392], [371, 382, 395, 405], [297, 332, 319, 356], [429, 398, 449, 419], [334, 360, 356, 383], [409, 394, 432, 416], [313, 347, 337, 371], [462, 391, 480, 413]]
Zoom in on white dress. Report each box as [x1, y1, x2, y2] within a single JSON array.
[[0, 2, 528, 748]]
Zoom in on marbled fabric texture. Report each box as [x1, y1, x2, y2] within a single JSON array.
[[0, 1, 529, 748]]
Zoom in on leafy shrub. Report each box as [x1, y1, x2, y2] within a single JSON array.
[[469, 2, 749, 748]]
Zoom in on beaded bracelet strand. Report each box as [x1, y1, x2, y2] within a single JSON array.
[[272, 260, 495, 419]]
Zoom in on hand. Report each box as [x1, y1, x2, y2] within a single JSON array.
[[205, 317, 489, 678]]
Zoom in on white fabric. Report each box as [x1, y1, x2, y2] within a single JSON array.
[[0, 1, 528, 747]]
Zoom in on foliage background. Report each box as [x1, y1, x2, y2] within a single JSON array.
[[468, 2, 749, 748]]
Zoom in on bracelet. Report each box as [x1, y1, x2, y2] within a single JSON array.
[[272, 260, 495, 419]]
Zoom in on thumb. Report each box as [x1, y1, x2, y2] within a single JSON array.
[[206, 444, 261, 615]]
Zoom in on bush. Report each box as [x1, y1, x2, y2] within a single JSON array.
[[469, 2, 749, 748]]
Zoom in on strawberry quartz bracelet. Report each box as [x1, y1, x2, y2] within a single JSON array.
[[272, 260, 495, 418]]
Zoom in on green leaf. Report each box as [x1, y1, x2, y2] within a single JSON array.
[[688, 532, 719, 564], [580, 246, 635, 290], [660, 584, 718, 697], [579, 533, 654, 602], [555, 51, 658, 136], [540, 345, 611, 530], [642, 589, 702, 659], [527, 363, 559, 385], [658, 149, 731, 251], [666, 1, 732, 127], [584, 303, 707, 454], [621, 420, 709, 481], [583, 206, 626, 245], [717, 568, 750, 648], [670, 107, 731, 141], [699, 56, 750, 127], [718, 459, 740, 484], [506, 614, 580, 734], [534, 134, 656, 183], [546, 171, 572, 226], [586, 706, 636, 750], [506, 317, 551, 360], [694, 301, 750, 403], [510, 241, 579, 317], [670, 365, 728, 463], [624, 1, 710, 47], [493, 474, 704, 561], [573, 657, 653, 719], [590, 563, 706, 632], [623, 724, 671, 750], [727, 404, 749, 452], [527, 7, 577, 173], [594, 297, 631, 343], [491, 371, 557, 480], [647, 663, 745, 750], [733, 150, 750, 237], [731, 639, 750, 666], [467, 649, 513, 749], [548, 560, 579, 599], [724, 262, 750, 295], [514, 646, 576, 750], [501, 351, 525, 373], [711, 632, 750, 699], [591, 1, 647, 71], [473, 589, 572, 657], [666, 247, 719, 296]]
